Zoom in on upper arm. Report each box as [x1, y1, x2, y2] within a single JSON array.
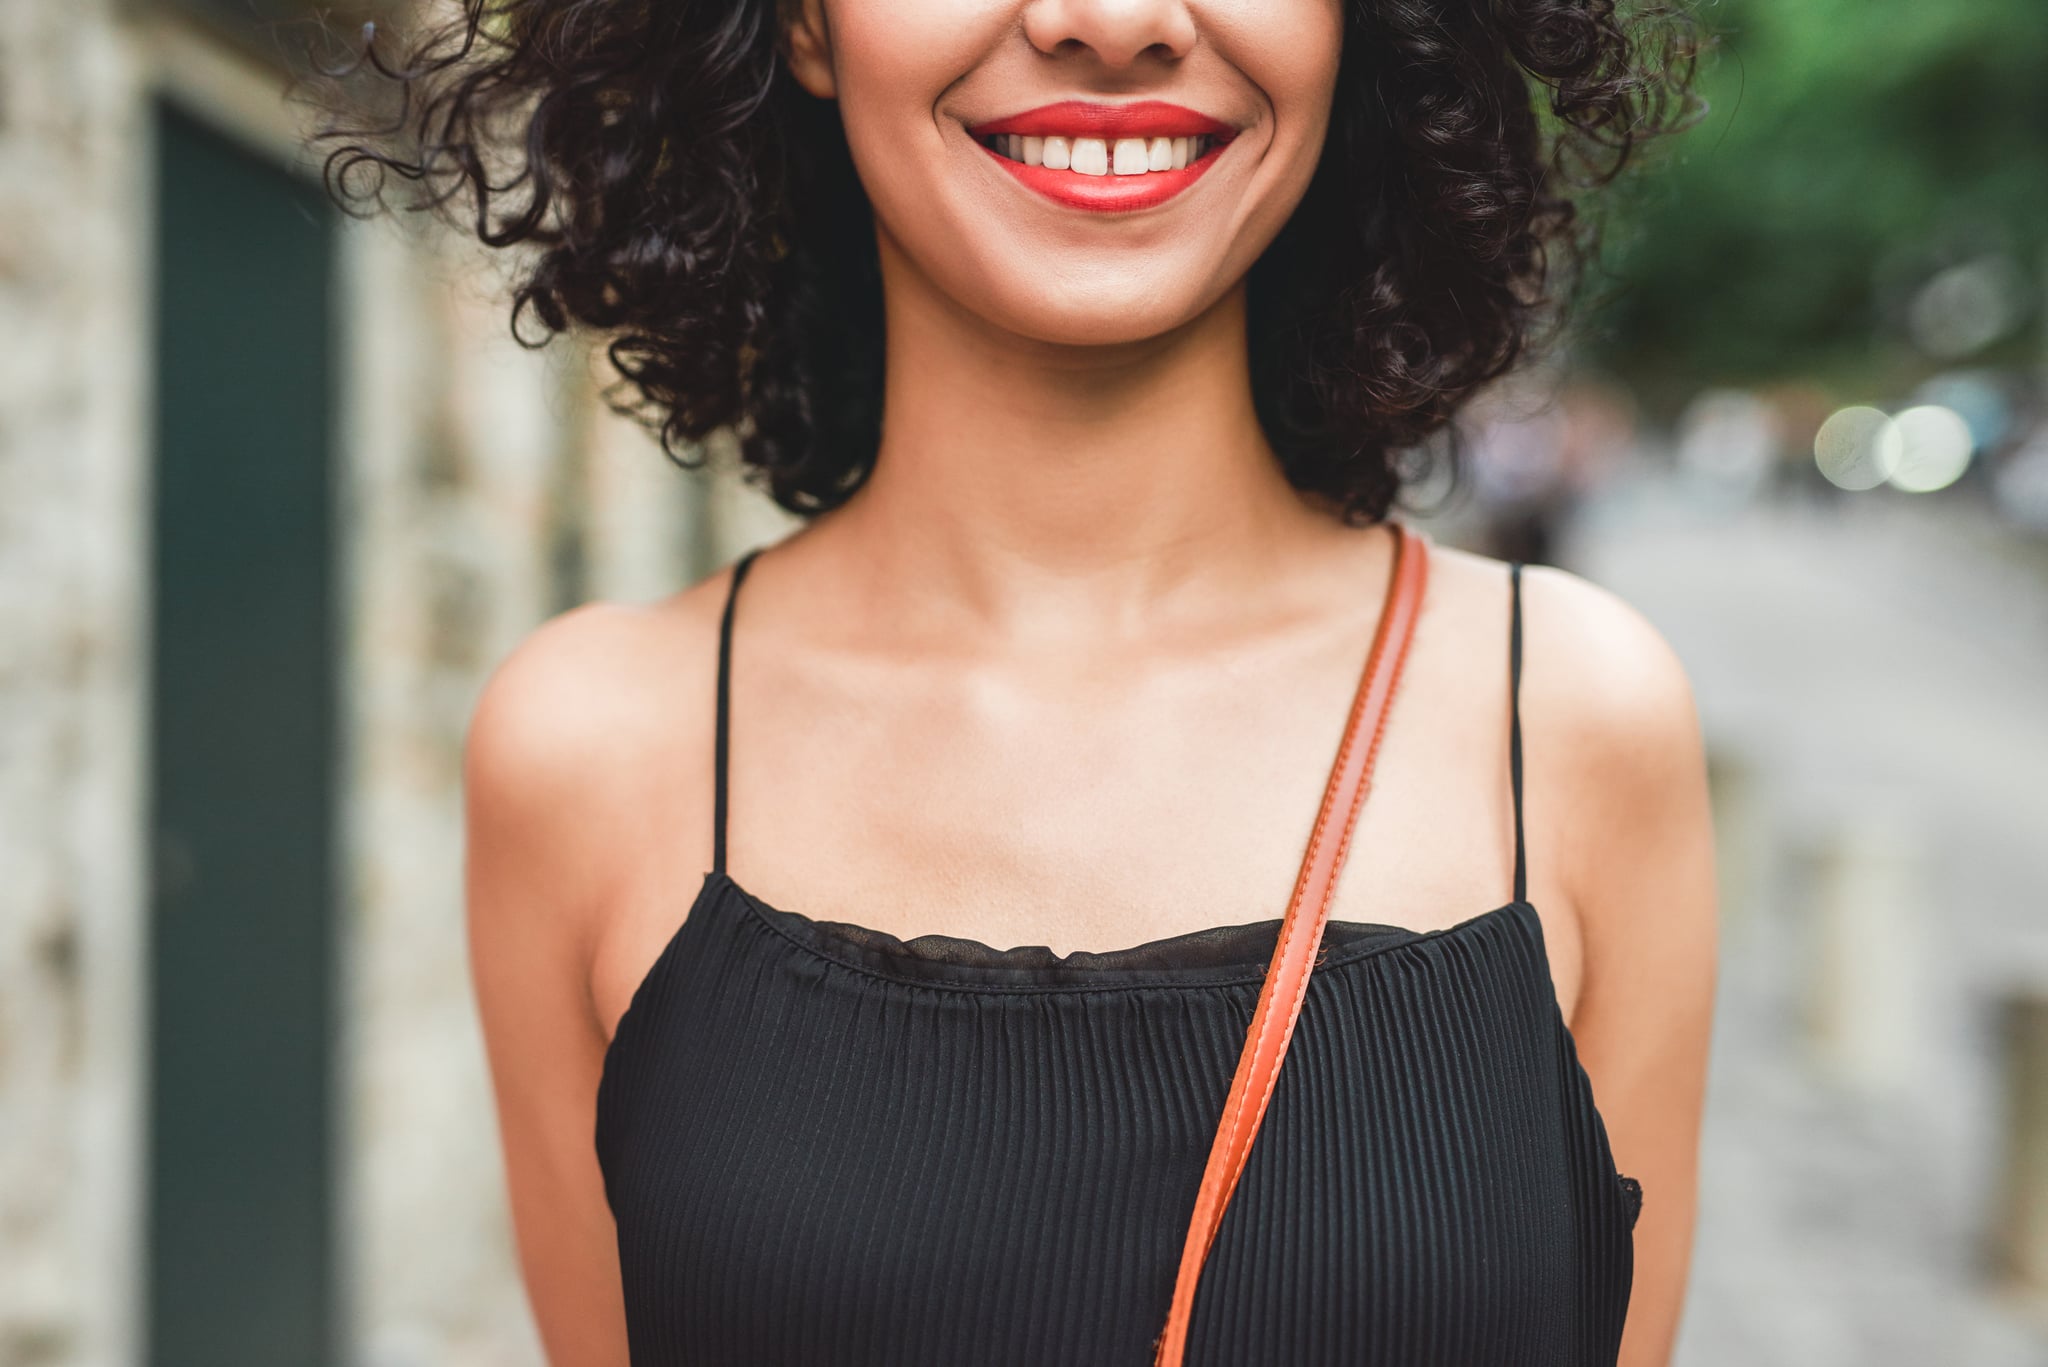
[[462, 605, 650, 1367], [1527, 565, 1720, 1367]]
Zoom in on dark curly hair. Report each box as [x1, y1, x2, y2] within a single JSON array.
[[309, 0, 1705, 523]]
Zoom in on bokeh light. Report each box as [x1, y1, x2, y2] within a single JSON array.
[[1813, 406, 1895, 490], [1882, 405, 1975, 493], [1906, 255, 2030, 360]]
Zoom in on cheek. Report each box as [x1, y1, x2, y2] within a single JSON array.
[[1210, 0, 1346, 164], [826, 0, 990, 163], [824, 2, 1009, 272]]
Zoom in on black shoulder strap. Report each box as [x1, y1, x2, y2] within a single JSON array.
[[713, 549, 763, 876], [1508, 561, 1527, 905]]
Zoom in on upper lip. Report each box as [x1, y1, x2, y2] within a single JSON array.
[[966, 100, 1237, 141]]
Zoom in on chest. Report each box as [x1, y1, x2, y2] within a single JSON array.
[[593, 879, 1636, 1367]]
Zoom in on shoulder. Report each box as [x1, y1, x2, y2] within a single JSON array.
[[1508, 558, 1705, 810], [1424, 538, 1709, 914], [461, 561, 745, 900], [1421, 538, 1700, 739], [463, 589, 716, 808], [1497, 556, 1716, 974]]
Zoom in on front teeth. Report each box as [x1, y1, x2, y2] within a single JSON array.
[[986, 134, 1214, 174]]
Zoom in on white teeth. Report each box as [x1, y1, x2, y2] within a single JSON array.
[[987, 132, 1213, 172]]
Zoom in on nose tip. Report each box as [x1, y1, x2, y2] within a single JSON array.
[[1021, 0, 1199, 69]]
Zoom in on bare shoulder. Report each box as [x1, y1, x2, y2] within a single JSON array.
[[1508, 562, 1711, 896], [1424, 540, 1712, 937], [464, 582, 725, 788], [1420, 540, 1702, 749], [461, 563, 743, 928], [1512, 558, 1703, 764]]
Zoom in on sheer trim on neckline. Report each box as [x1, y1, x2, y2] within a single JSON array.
[[714, 867, 1531, 993]]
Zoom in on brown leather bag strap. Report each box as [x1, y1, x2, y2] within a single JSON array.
[[1151, 520, 1431, 1367]]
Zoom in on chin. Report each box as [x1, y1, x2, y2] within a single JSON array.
[[966, 266, 1218, 347], [1020, 300, 1201, 347]]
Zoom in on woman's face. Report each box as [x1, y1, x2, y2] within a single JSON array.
[[783, 0, 1345, 347]]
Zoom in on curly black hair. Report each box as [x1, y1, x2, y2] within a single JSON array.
[[310, 0, 1705, 523]]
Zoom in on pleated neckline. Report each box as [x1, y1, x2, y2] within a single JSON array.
[[713, 867, 1536, 993]]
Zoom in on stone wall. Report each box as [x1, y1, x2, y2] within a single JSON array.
[[0, 7, 795, 1364], [0, 3, 151, 1362]]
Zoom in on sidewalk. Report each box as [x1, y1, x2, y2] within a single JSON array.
[[1567, 473, 2048, 1366]]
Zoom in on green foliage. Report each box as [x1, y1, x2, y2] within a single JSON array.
[[1572, 0, 2048, 400]]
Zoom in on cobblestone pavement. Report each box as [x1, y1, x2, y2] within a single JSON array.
[[1563, 467, 2048, 1366]]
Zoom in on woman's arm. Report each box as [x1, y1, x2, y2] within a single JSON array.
[[1527, 565, 1720, 1367], [462, 606, 658, 1367]]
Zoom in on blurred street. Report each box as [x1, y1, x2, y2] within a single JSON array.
[[1566, 468, 2048, 1365]]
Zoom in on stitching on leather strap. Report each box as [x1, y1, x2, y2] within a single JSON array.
[[1216, 525, 1425, 1219], [1152, 522, 1429, 1366]]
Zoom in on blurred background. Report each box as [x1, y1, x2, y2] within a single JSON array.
[[3, 0, 2045, 1364]]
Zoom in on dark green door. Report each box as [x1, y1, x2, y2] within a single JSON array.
[[147, 97, 340, 1367]]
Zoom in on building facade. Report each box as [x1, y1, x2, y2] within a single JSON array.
[[0, 5, 791, 1363]]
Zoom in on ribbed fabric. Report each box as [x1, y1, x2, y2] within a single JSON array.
[[594, 551, 1641, 1366]]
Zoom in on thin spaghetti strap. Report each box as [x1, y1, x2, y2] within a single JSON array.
[[712, 548, 762, 876], [1508, 561, 1527, 905]]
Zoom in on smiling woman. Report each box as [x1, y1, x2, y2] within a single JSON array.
[[315, 0, 1700, 523], [310, 3, 1713, 1367]]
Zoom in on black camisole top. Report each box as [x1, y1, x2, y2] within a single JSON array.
[[595, 544, 1643, 1366]]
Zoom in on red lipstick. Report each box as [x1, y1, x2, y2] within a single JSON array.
[[965, 100, 1238, 213], [970, 100, 1236, 141]]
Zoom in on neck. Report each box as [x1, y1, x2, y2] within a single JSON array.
[[797, 226, 1341, 636]]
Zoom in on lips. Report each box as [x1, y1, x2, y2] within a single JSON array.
[[964, 100, 1239, 214], [967, 99, 1237, 142]]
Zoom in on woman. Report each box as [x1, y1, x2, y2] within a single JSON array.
[[322, 1, 1715, 1364]]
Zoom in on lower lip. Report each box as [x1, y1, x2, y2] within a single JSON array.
[[976, 138, 1230, 213]]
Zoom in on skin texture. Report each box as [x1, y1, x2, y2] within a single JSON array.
[[460, 3, 1718, 1365]]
